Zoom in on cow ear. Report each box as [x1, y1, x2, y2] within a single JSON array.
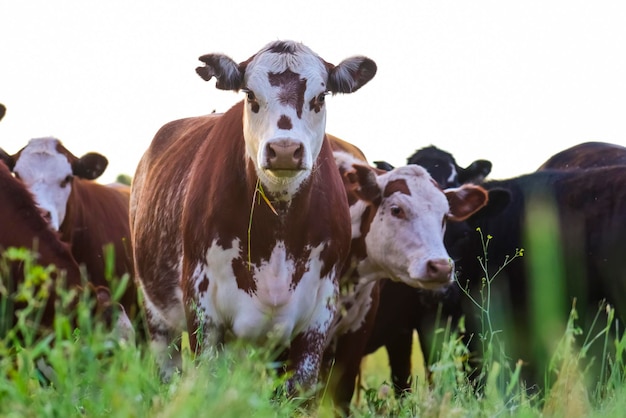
[[72, 152, 108, 180], [445, 184, 489, 221], [0, 148, 15, 170], [196, 53, 244, 91], [327, 56, 377, 94], [350, 164, 381, 203], [459, 159, 492, 184], [0, 103, 5, 122]]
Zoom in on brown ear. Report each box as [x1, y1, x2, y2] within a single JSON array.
[[72, 152, 108, 180], [0, 148, 15, 170], [351, 164, 381, 204], [196, 53, 244, 91], [445, 184, 489, 221]]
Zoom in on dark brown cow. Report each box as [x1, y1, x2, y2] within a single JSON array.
[[325, 150, 489, 411], [130, 40, 376, 400], [537, 141, 626, 170], [0, 138, 138, 320]]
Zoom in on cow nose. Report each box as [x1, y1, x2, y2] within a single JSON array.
[[426, 259, 453, 282], [265, 140, 304, 170]]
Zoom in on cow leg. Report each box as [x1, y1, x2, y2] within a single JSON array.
[[143, 295, 185, 382], [286, 329, 327, 401], [385, 331, 413, 396]]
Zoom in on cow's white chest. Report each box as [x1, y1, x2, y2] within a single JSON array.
[[193, 238, 336, 345]]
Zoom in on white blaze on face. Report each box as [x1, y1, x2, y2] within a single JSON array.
[[13, 138, 72, 230], [363, 165, 453, 288], [193, 239, 336, 346], [241, 44, 328, 197]]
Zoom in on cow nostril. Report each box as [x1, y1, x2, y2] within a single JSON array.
[[427, 259, 452, 280], [267, 146, 277, 159], [293, 145, 303, 160]]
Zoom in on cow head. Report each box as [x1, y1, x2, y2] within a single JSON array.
[[196, 40, 377, 197], [407, 145, 492, 188], [0, 137, 108, 230], [336, 152, 489, 289]]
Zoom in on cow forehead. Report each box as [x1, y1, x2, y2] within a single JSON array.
[[245, 43, 327, 92], [15, 138, 73, 180], [381, 167, 449, 211]]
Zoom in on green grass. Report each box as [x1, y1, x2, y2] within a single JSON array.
[[2, 233, 626, 417]]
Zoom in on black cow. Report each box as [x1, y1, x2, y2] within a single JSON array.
[[365, 145, 492, 395], [538, 141, 626, 171], [450, 167, 626, 390]]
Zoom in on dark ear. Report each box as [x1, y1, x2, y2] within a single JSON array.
[[327, 56, 377, 94], [0, 148, 15, 170], [0, 104, 5, 122], [445, 184, 489, 221], [72, 152, 108, 180], [373, 160, 394, 171], [196, 53, 244, 91], [349, 164, 381, 204], [459, 159, 492, 184]]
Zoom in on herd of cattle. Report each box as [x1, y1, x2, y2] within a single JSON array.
[[2, 40, 626, 413]]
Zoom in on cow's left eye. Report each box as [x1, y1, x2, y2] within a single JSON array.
[[390, 206, 405, 219], [242, 89, 256, 102], [317, 92, 327, 103], [60, 175, 73, 188]]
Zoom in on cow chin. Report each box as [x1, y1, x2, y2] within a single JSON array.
[[404, 277, 453, 291]]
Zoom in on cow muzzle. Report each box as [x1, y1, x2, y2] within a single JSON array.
[[263, 139, 305, 172], [408, 258, 454, 290]]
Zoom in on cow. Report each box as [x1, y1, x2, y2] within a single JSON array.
[[441, 166, 626, 390], [325, 150, 489, 411], [129, 40, 376, 400], [0, 138, 138, 322], [537, 141, 626, 171], [355, 145, 492, 396], [0, 150, 132, 344]]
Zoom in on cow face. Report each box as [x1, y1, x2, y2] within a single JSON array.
[[196, 40, 376, 197], [341, 160, 488, 289], [408, 145, 492, 188], [5, 138, 108, 230]]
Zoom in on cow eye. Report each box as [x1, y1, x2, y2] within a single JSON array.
[[243, 89, 256, 102], [390, 205, 405, 219], [317, 92, 327, 103], [60, 175, 73, 188]]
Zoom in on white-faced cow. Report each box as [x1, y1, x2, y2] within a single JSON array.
[[129, 40, 376, 398], [325, 149, 489, 410], [0, 109, 132, 342], [537, 141, 626, 171], [0, 138, 138, 321]]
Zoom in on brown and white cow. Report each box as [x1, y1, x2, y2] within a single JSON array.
[[130, 40, 376, 396], [325, 150, 489, 411], [0, 151, 132, 342], [0, 138, 138, 320]]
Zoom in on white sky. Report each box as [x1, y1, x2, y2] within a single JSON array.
[[1, 1, 625, 184]]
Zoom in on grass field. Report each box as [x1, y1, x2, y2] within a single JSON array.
[[2, 241, 626, 417]]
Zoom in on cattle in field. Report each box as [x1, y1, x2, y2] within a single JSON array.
[[0, 138, 138, 321], [537, 141, 626, 171], [444, 166, 626, 389], [129, 40, 376, 399], [325, 150, 489, 411]]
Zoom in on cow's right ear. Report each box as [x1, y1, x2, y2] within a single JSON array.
[[72, 152, 108, 180], [0, 148, 15, 170], [196, 54, 243, 91]]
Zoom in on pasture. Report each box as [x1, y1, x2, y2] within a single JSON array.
[[2, 221, 626, 417]]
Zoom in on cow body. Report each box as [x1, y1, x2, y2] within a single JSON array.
[[0, 138, 137, 320], [451, 167, 626, 388], [537, 141, 626, 170], [130, 40, 376, 396], [326, 150, 488, 410]]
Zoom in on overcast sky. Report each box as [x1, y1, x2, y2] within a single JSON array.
[[1, 1, 625, 184]]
